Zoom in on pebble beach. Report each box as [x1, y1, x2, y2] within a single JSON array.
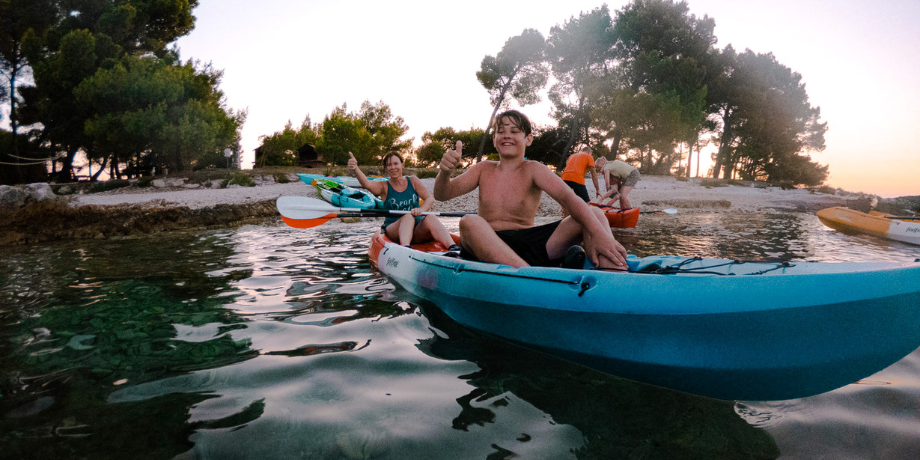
[[72, 174, 857, 215]]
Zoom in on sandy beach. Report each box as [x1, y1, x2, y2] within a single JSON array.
[[72, 174, 857, 215]]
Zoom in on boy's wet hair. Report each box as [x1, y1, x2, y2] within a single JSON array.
[[382, 151, 404, 168], [492, 109, 532, 136]]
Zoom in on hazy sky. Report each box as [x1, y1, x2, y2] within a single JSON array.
[[175, 0, 920, 197]]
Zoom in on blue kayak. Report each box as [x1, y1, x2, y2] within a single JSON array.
[[369, 231, 920, 401], [314, 178, 383, 210]]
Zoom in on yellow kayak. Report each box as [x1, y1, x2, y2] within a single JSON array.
[[817, 207, 920, 246]]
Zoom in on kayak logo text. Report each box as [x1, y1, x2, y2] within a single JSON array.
[[385, 258, 399, 268], [907, 227, 920, 234]]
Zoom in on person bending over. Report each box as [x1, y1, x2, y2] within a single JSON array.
[[594, 157, 641, 210]]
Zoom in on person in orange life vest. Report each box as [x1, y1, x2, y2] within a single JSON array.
[[560, 146, 599, 217]]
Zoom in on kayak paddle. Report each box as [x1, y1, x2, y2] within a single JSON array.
[[276, 196, 474, 229], [590, 202, 677, 215]]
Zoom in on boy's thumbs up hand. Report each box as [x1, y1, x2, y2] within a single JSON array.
[[440, 141, 462, 173]]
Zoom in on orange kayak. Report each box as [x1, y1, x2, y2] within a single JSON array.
[[589, 203, 640, 228], [817, 207, 920, 246]]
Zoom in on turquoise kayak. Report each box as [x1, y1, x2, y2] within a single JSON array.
[[369, 231, 920, 401], [314, 178, 383, 210], [297, 173, 385, 189]]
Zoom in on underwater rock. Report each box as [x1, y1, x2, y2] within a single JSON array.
[[0, 199, 282, 246]]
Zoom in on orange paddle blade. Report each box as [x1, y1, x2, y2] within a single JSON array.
[[281, 213, 337, 229]]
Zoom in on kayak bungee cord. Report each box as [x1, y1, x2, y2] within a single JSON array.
[[607, 257, 796, 275], [415, 249, 795, 278]]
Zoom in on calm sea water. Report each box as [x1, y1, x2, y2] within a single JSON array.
[[2, 211, 919, 459]]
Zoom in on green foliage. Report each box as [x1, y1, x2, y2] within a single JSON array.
[[415, 168, 440, 179], [526, 124, 569, 165], [137, 175, 154, 188], [323, 164, 347, 176], [358, 100, 412, 156], [222, 171, 255, 188], [11, 0, 221, 180], [710, 47, 827, 184], [416, 127, 487, 166], [75, 55, 242, 174], [89, 179, 131, 193], [475, 28, 548, 159], [257, 116, 319, 167], [273, 172, 291, 184], [811, 185, 836, 195], [700, 178, 728, 188], [545, 6, 615, 164]]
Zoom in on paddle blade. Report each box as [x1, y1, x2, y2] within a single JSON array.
[[281, 213, 337, 229]]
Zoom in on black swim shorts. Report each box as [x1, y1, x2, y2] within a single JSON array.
[[564, 180, 590, 202], [459, 220, 563, 267]]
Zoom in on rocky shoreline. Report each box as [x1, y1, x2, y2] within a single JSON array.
[[0, 174, 868, 246]]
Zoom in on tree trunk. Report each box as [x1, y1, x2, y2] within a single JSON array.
[[59, 146, 78, 182], [713, 109, 733, 179], [477, 101, 502, 162], [686, 142, 693, 178], [9, 41, 20, 157], [476, 82, 512, 162], [677, 143, 684, 175], [695, 145, 701, 178], [610, 131, 623, 160], [92, 155, 108, 181], [557, 120, 581, 170]]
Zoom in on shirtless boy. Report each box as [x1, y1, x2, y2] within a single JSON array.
[[433, 110, 628, 270]]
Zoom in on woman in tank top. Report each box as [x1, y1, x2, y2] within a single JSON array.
[[348, 151, 456, 248]]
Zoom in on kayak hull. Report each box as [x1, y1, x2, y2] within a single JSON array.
[[314, 178, 383, 210], [369, 232, 920, 400], [818, 206, 920, 246]]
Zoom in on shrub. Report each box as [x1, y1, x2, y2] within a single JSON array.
[[137, 176, 154, 188], [415, 168, 439, 179], [323, 165, 347, 176], [700, 178, 728, 188], [273, 173, 291, 184], [675, 176, 689, 182], [222, 172, 256, 188], [776, 180, 797, 190], [89, 180, 131, 193]]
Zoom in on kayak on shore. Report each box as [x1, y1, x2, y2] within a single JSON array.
[[297, 173, 385, 189], [589, 203, 641, 228], [817, 206, 920, 246], [368, 230, 920, 401], [313, 178, 383, 210]]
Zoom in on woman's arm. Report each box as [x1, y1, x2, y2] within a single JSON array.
[[347, 152, 386, 196], [410, 176, 436, 214]]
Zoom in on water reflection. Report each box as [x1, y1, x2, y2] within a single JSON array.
[[1, 211, 918, 459]]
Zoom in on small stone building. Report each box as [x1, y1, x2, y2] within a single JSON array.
[[254, 143, 325, 168]]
